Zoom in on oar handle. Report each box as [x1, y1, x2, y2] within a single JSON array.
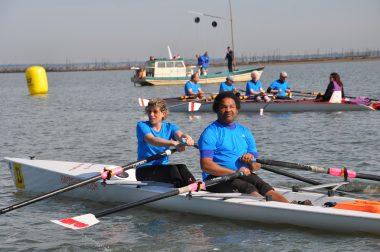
[[101, 149, 177, 180]]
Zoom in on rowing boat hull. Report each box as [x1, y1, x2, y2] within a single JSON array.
[[132, 67, 264, 86], [164, 98, 377, 112], [5, 157, 380, 234]]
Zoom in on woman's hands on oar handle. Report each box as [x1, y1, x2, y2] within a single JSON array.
[[175, 136, 194, 152]]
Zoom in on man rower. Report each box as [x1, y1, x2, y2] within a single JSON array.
[[245, 70, 270, 102], [267, 71, 292, 100], [197, 92, 288, 202], [219, 75, 237, 93], [184, 73, 205, 99]]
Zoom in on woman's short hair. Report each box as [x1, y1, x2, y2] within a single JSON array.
[[145, 98, 168, 119], [212, 92, 241, 113]]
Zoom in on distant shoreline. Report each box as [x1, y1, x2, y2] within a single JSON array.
[[1, 55, 379, 74]]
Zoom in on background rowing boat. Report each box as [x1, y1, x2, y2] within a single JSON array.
[[1, 60, 380, 250]]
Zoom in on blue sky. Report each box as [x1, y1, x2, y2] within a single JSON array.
[[1, 0, 379, 64]]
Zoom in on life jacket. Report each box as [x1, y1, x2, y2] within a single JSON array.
[[335, 200, 380, 214], [329, 81, 343, 103]]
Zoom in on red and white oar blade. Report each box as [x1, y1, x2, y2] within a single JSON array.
[[188, 102, 201, 112], [51, 213, 99, 230], [138, 98, 150, 107]]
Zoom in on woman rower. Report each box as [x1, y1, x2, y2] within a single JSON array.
[[315, 72, 345, 102], [136, 98, 196, 187]]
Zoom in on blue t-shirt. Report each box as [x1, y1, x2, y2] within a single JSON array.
[[245, 80, 263, 95], [198, 120, 259, 180], [136, 121, 180, 166], [219, 81, 236, 93], [201, 55, 209, 68], [268, 79, 290, 97], [184, 81, 201, 96]]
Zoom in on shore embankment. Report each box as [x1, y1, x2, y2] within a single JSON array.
[[1, 55, 380, 74]]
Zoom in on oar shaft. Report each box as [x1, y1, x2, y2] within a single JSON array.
[[0, 176, 101, 214], [258, 159, 380, 182], [356, 172, 380, 182], [293, 91, 321, 95], [1, 149, 177, 215], [261, 164, 320, 185], [257, 159, 327, 173], [95, 172, 243, 218]]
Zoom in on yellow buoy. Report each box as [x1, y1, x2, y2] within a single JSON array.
[[25, 66, 48, 95]]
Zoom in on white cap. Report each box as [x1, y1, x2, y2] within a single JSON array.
[[226, 75, 234, 82], [280, 71, 288, 77]]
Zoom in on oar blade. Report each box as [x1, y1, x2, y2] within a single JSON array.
[[51, 213, 99, 230], [138, 98, 150, 107], [188, 102, 202, 112]]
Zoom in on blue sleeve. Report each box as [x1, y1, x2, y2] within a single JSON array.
[[198, 126, 217, 158], [169, 122, 180, 139], [258, 81, 263, 89], [269, 81, 276, 89], [184, 82, 191, 95], [219, 83, 224, 93], [244, 127, 259, 159], [245, 81, 251, 95], [137, 121, 151, 138], [196, 83, 201, 92]]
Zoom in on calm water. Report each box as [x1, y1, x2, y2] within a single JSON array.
[[1, 61, 380, 251]]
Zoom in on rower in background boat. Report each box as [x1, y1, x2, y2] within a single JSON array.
[[136, 98, 196, 188], [184, 73, 205, 99], [198, 92, 289, 203], [219, 75, 237, 93], [267, 71, 292, 100], [245, 70, 271, 102], [315, 72, 346, 103]]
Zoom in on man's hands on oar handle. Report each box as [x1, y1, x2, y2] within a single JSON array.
[[239, 153, 261, 176]]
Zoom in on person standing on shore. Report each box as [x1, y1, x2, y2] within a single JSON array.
[[225, 46, 234, 72]]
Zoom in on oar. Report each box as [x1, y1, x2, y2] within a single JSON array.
[[260, 164, 321, 185], [0, 149, 178, 215], [292, 90, 321, 96], [51, 171, 244, 229], [191, 144, 320, 185], [256, 159, 380, 182], [138, 98, 202, 112], [345, 95, 379, 102]]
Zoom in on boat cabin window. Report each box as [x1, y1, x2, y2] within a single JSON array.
[[157, 62, 165, 68], [175, 61, 185, 67], [166, 61, 175, 68]]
